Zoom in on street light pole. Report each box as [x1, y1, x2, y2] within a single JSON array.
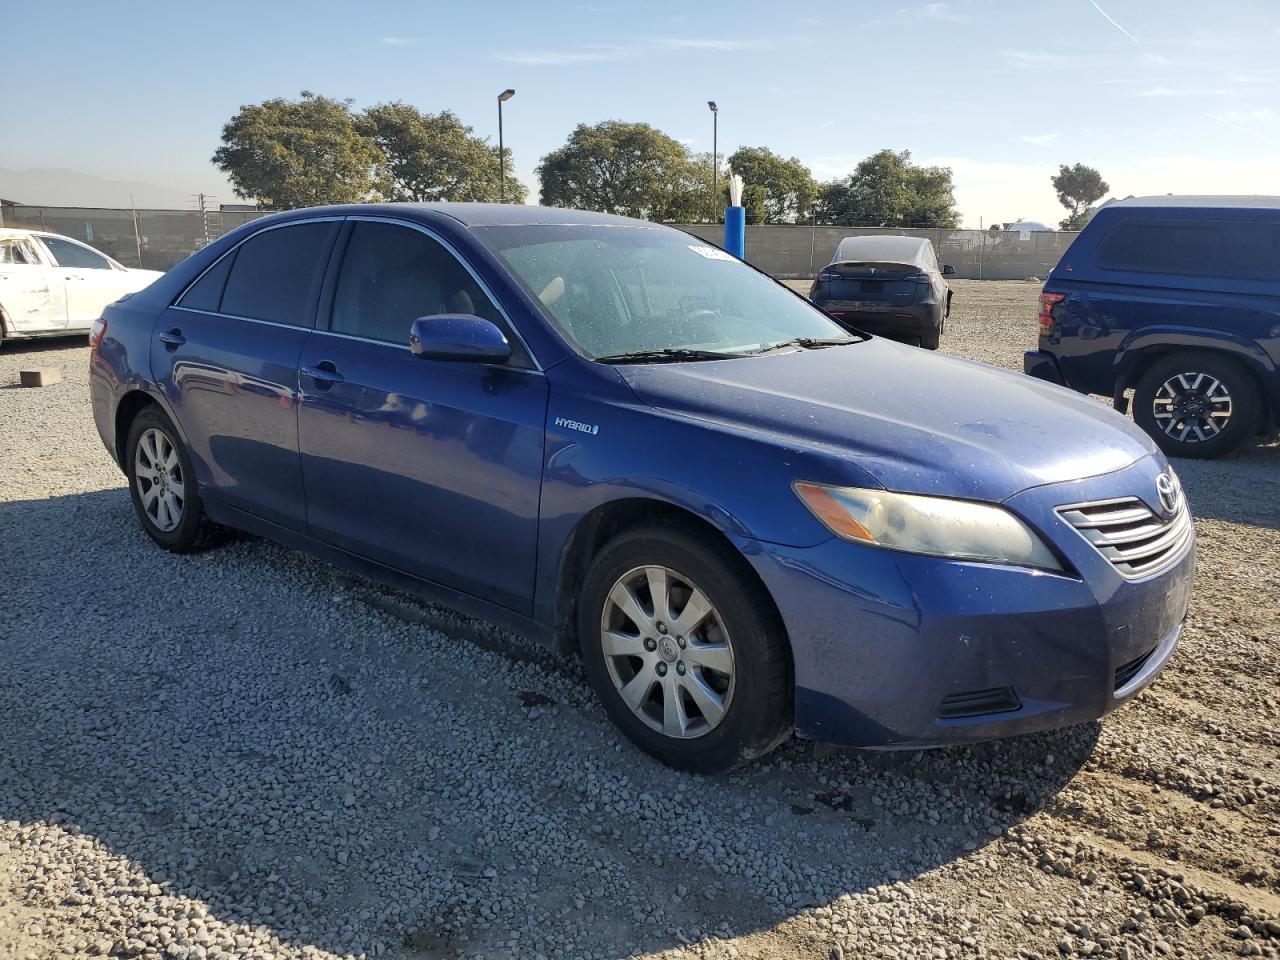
[[498, 89, 515, 202], [707, 100, 718, 224]]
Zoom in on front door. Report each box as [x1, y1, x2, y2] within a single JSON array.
[[38, 235, 128, 329], [297, 219, 548, 614], [152, 219, 340, 531]]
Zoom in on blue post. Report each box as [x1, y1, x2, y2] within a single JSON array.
[[723, 206, 745, 260]]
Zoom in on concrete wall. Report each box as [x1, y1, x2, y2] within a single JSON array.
[[675, 224, 1080, 280]]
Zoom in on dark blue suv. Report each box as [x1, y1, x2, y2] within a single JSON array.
[[1024, 196, 1280, 458]]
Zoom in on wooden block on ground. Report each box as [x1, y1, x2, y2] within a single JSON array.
[[19, 368, 62, 387]]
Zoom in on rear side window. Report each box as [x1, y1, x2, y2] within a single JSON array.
[[330, 221, 507, 345], [178, 251, 235, 312], [1098, 219, 1280, 282], [220, 222, 336, 326]]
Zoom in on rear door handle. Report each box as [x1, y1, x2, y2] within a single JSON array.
[[159, 329, 186, 348], [302, 361, 344, 388]]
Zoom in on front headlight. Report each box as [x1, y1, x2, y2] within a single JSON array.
[[793, 481, 1063, 572]]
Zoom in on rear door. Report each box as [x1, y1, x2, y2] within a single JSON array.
[[296, 218, 548, 614], [37, 235, 131, 329], [154, 218, 340, 531]]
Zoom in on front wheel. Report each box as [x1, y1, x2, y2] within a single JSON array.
[[1133, 353, 1262, 459], [578, 523, 792, 771]]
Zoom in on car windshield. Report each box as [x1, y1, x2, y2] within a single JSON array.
[[473, 224, 854, 360]]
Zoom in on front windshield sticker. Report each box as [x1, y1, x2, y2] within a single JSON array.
[[688, 245, 736, 262]]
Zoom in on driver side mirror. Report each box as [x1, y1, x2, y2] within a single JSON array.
[[409, 314, 512, 364], [942, 264, 956, 277]]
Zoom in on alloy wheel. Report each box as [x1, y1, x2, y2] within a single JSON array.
[[134, 427, 185, 532], [1151, 371, 1232, 444], [599, 565, 736, 739]]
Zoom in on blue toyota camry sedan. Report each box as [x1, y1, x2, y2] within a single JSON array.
[[89, 204, 1195, 771]]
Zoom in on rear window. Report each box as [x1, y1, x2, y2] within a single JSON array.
[[1097, 219, 1280, 282], [219, 222, 336, 326]]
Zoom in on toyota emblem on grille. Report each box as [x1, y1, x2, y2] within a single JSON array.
[[1155, 473, 1180, 515]]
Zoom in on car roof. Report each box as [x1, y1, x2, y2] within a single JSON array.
[[1108, 195, 1280, 211], [295, 202, 658, 228], [832, 234, 929, 264]]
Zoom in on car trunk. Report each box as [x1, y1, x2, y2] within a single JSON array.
[[817, 261, 923, 305]]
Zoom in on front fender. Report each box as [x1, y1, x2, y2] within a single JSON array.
[[530, 372, 880, 626]]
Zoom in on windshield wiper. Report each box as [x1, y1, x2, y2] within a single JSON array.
[[748, 336, 862, 354], [594, 348, 748, 364]]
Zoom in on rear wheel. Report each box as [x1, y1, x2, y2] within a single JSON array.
[[125, 407, 218, 551], [920, 327, 940, 350], [578, 523, 792, 771], [1133, 353, 1262, 459]]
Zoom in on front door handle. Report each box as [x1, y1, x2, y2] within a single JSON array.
[[302, 361, 344, 388], [159, 328, 186, 348]]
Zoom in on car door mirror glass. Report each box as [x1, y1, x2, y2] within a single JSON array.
[[410, 314, 512, 363], [942, 264, 956, 276]]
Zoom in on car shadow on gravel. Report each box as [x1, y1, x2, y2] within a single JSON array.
[[1173, 440, 1280, 532], [0, 488, 1101, 959]]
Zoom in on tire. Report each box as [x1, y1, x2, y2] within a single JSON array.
[[920, 327, 940, 351], [577, 522, 792, 771], [125, 407, 219, 551], [1132, 352, 1262, 459]]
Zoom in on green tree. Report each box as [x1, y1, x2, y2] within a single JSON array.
[[1052, 163, 1109, 229], [726, 146, 817, 222], [815, 149, 959, 228], [359, 102, 525, 203], [538, 121, 704, 221], [212, 92, 381, 209]]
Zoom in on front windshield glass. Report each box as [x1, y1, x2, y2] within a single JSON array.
[[473, 224, 852, 359]]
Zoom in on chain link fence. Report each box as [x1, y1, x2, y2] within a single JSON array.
[[0, 205, 1079, 280]]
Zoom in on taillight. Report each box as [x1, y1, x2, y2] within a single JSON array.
[[904, 273, 931, 283], [1037, 292, 1065, 336], [89, 318, 107, 348], [818, 270, 839, 282]]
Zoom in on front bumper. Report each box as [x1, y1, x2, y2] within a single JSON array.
[[747, 455, 1194, 748], [1023, 348, 1066, 386]]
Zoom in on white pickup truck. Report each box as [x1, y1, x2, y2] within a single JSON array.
[[0, 228, 163, 348]]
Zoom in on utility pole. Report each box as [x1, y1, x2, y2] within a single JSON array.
[[130, 194, 143, 267]]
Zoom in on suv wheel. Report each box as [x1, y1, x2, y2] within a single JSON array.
[[577, 523, 792, 771], [1133, 353, 1262, 459]]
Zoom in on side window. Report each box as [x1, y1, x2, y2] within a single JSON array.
[[331, 221, 508, 347], [220, 222, 336, 326], [1098, 219, 1280, 282], [177, 251, 236, 312], [41, 236, 112, 270], [0, 238, 39, 265]]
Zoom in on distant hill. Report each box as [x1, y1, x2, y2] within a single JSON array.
[[0, 167, 216, 209]]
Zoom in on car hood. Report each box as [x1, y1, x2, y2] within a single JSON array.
[[616, 338, 1158, 503]]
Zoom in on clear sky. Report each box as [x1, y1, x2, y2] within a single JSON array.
[[4, 0, 1278, 226]]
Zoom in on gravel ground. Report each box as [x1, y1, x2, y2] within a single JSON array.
[[1, 280, 1278, 960]]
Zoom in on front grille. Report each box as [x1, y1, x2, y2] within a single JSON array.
[[1114, 647, 1156, 691], [1056, 495, 1192, 580], [938, 687, 1021, 720]]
